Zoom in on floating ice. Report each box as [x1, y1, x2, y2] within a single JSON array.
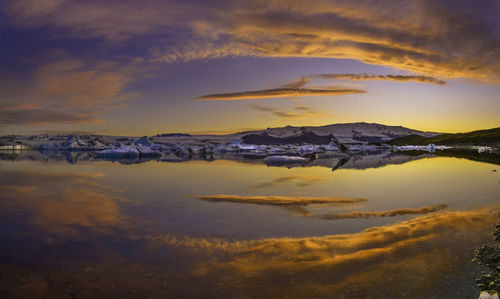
[[474, 146, 493, 153], [97, 146, 140, 158], [134, 136, 152, 146], [392, 144, 451, 152], [38, 143, 63, 150]]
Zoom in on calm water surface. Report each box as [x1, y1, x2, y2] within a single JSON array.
[[0, 151, 499, 298]]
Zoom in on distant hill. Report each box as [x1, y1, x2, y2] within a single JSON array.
[[155, 133, 192, 137], [387, 127, 500, 146], [236, 122, 440, 144], [242, 130, 333, 145]]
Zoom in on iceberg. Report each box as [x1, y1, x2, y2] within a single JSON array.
[[97, 145, 162, 158], [135, 146, 162, 157], [38, 142, 63, 150], [97, 146, 140, 158], [213, 144, 227, 153], [392, 144, 451, 152], [238, 144, 259, 151], [134, 136, 152, 146], [474, 146, 493, 153], [63, 135, 87, 149]]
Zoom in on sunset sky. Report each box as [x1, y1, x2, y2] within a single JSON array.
[[1, 0, 499, 136]]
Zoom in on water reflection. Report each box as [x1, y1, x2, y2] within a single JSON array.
[[177, 210, 497, 298], [0, 170, 132, 237], [0, 151, 499, 298], [0, 149, 446, 170]]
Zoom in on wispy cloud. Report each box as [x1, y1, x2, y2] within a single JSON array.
[[313, 74, 447, 85], [250, 103, 330, 119], [5, 0, 496, 81], [0, 109, 103, 126], [195, 71, 445, 102], [198, 194, 367, 206], [0, 58, 144, 126], [195, 87, 365, 101], [281, 77, 311, 89]]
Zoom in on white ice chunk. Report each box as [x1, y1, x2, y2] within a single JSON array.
[[392, 144, 451, 152], [474, 146, 493, 153], [97, 146, 140, 158]]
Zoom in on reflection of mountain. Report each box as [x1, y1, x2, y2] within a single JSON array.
[[431, 148, 500, 165], [306, 151, 433, 170]]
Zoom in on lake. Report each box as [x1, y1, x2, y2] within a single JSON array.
[[0, 150, 498, 298]]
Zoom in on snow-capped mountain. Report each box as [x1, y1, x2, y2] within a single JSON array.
[[238, 122, 440, 144]]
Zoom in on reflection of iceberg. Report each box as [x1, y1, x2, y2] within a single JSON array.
[[2, 148, 499, 169], [97, 146, 141, 158], [263, 155, 309, 166], [0, 143, 30, 150]]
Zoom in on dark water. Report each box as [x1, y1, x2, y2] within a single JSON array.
[[0, 150, 499, 298]]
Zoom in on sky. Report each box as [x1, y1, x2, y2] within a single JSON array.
[[0, 0, 499, 136]]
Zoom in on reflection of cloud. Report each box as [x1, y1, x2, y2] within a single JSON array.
[[198, 194, 366, 206], [0, 170, 104, 186], [155, 209, 496, 258], [313, 74, 447, 85], [151, 209, 497, 297], [250, 103, 330, 119], [317, 204, 448, 219], [0, 170, 130, 236], [195, 87, 365, 101], [252, 175, 322, 189]]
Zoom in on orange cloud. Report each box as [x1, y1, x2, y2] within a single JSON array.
[[0, 58, 143, 125], [195, 87, 365, 100], [198, 194, 367, 206], [6, 1, 496, 81], [0, 109, 104, 125], [250, 103, 330, 119]]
